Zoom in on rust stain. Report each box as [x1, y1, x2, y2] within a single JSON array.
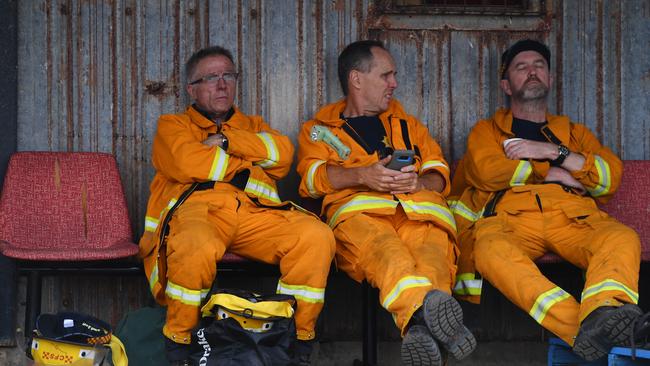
[[81, 181, 88, 239], [297, 0, 304, 127], [355, 0, 365, 40], [144, 81, 168, 96], [54, 159, 61, 191], [173, 0, 181, 106], [59, 3, 69, 15], [477, 34, 484, 120], [65, 0, 74, 151], [255, 0, 262, 115], [46, 1, 53, 148], [315, 0, 323, 109], [614, 2, 622, 154], [414, 31, 424, 118], [596, 0, 604, 140], [555, 2, 564, 114], [203, 0, 210, 47], [111, 0, 118, 155], [334, 0, 345, 12], [237, 0, 243, 104]]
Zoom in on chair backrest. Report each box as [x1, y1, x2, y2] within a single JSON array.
[[0, 152, 138, 261], [599, 160, 650, 261]]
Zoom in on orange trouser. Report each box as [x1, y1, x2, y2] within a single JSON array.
[[333, 206, 458, 335], [473, 189, 640, 345], [163, 188, 336, 344]]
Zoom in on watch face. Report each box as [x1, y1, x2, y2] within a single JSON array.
[[559, 145, 569, 157]]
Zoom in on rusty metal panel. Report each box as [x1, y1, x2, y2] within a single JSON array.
[[16, 0, 650, 235], [555, 0, 650, 159], [377, 30, 545, 161]]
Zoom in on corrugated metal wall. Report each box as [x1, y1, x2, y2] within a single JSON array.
[[18, 0, 650, 235]]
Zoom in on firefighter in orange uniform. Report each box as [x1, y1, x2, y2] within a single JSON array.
[[138, 46, 335, 366], [449, 39, 643, 361], [297, 40, 476, 366]]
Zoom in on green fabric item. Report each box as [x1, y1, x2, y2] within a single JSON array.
[[115, 307, 169, 366]]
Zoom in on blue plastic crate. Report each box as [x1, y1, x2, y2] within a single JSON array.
[[608, 346, 650, 365], [547, 337, 607, 366]]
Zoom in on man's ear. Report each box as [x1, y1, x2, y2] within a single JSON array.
[[349, 70, 361, 91], [186, 84, 196, 100], [500, 79, 512, 96]]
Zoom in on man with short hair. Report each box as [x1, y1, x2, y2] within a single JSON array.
[[450, 39, 643, 361], [139, 45, 336, 365], [297, 40, 476, 366]]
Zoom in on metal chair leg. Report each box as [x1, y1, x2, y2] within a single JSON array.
[[25, 271, 42, 339], [0, 254, 17, 346], [362, 281, 378, 366]]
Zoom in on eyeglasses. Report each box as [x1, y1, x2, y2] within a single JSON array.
[[189, 72, 239, 85]]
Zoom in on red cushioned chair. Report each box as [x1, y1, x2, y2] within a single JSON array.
[[0, 152, 140, 336], [538, 160, 650, 263]]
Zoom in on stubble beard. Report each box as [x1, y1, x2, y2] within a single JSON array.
[[512, 81, 549, 112]]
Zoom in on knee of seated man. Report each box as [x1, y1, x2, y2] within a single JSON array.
[[295, 219, 336, 257]]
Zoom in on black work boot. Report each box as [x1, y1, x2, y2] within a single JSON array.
[[401, 323, 444, 366], [291, 339, 315, 366], [573, 304, 643, 361], [421, 290, 477, 360], [165, 337, 191, 366]]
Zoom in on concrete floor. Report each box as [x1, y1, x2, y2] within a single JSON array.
[[1, 339, 549, 365]]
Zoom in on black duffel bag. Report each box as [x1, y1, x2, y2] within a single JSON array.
[[189, 288, 297, 366]]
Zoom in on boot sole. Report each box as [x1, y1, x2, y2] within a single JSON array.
[[401, 325, 443, 366], [573, 304, 642, 361], [423, 291, 477, 360]]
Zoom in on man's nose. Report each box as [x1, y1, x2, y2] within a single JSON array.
[[215, 78, 228, 89], [388, 75, 398, 89]]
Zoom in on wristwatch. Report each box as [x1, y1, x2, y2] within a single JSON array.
[[551, 144, 570, 166]]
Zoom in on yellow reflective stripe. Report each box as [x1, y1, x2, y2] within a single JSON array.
[[421, 160, 448, 171], [400, 200, 457, 231], [149, 262, 159, 293], [244, 178, 281, 203], [382, 276, 432, 310], [453, 273, 482, 296], [209, 147, 229, 181], [165, 280, 209, 307], [529, 287, 571, 324], [327, 195, 398, 227], [276, 280, 325, 303], [306, 160, 326, 198], [587, 155, 611, 197], [448, 200, 483, 223], [581, 279, 639, 304], [144, 216, 159, 232], [255, 132, 279, 168], [510, 160, 532, 186]]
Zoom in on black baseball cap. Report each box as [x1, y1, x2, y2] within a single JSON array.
[[35, 312, 112, 345], [500, 39, 551, 79]]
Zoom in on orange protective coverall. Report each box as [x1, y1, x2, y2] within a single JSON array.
[[139, 105, 335, 343], [449, 108, 640, 345], [297, 99, 458, 334]]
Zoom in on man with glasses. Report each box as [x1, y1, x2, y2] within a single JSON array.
[[139, 45, 335, 365], [450, 39, 643, 361], [297, 40, 476, 366]]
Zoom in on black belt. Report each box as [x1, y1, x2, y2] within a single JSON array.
[[195, 170, 250, 191]]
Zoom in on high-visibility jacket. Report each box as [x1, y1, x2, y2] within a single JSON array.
[[296, 99, 457, 239], [139, 105, 296, 304], [449, 108, 623, 303]]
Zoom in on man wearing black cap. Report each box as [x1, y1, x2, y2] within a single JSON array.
[[449, 39, 643, 361]]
